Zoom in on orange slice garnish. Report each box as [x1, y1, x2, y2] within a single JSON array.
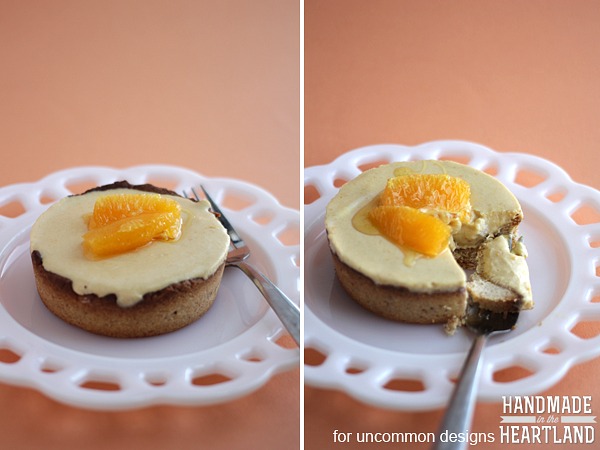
[[368, 205, 450, 257], [82, 193, 182, 258], [379, 174, 471, 222], [88, 193, 181, 229]]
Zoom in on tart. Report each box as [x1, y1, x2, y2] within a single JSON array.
[[325, 160, 533, 330], [30, 181, 230, 338]]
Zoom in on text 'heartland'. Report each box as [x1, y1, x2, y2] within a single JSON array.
[[499, 396, 596, 444]]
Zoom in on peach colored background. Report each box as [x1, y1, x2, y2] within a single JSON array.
[[0, 1, 299, 450], [4, 0, 600, 448], [305, 1, 600, 449]]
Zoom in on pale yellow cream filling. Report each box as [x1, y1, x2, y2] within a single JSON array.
[[325, 160, 523, 292], [30, 189, 230, 307], [478, 235, 533, 306]]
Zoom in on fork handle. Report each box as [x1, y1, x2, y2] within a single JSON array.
[[232, 261, 300, 346], [433, 334, 487, 450]]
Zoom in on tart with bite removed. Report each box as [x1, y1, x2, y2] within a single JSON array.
[[30, 181, 230, 338], [325, 160, 533, 333]]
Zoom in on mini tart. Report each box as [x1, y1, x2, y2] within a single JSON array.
[[325, 160, 531, 327], [30, 181, 230, 338]]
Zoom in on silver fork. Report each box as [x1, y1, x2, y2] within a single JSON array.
[[188, 186, 300, 346], [434, 305, 519, 450]]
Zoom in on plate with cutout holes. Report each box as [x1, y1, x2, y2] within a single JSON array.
[[0, 165, 299, 410], [304, 141, 600, 411]]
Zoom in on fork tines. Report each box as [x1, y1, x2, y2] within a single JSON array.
[[190, 186, 244, 247]]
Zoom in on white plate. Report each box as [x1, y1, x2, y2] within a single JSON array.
[[304, 141, 600, 411], [0, 165, 299, 410]]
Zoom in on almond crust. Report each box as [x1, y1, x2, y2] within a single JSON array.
[[32, 251, 224, 338], [331, 252, 467, 324]]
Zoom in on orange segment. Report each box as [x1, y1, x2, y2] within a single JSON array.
[[379, 174, 471, 222], [88, 193, 181, 229], [368, 205, 450, 256], [82, 193, 182, 258], [83, 212, 181, 257]]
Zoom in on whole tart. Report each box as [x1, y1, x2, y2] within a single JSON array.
[[325, 160, 533, 329], [30, 181, 230, 338]]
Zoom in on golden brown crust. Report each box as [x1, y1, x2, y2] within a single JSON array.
[[331, 252, 467, 324], [32, 251, 224, 338], [80, 180, 180, 197], [452, 246, 479, 271]]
